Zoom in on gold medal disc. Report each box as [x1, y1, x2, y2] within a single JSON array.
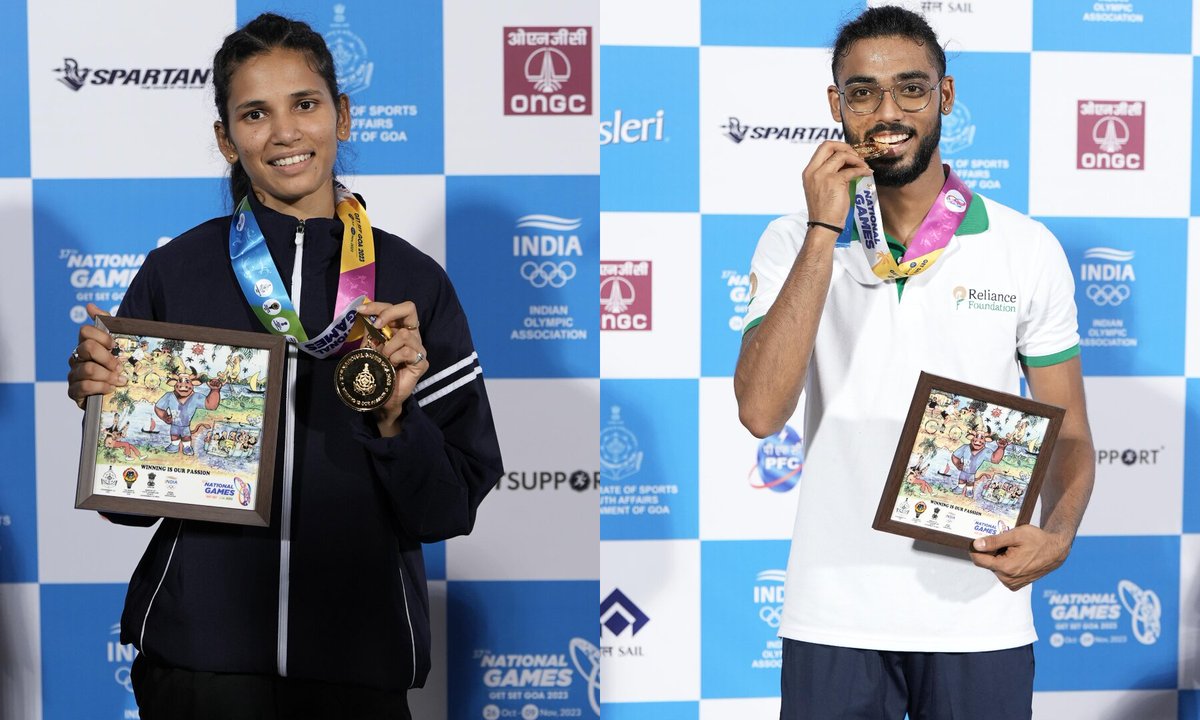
[[334, 347, 396, 411]]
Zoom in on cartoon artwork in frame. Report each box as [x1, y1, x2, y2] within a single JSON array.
[[76, 317, 284, 526], [873, 372, 1065, 551]]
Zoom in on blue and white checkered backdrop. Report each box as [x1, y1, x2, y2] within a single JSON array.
[[5, 1, 1200, 719], [0, 1, 599, 718], [598, 1, 1200, 719]]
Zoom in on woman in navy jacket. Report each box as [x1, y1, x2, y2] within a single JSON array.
[[66, 13, 502, 719]]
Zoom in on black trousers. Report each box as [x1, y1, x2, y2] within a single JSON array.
[[132, 654, 413, 720], [780, 639, 1034, 720]]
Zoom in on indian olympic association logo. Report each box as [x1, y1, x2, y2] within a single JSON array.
[[108, 623, 136, 693], [600, 406, 643, 483], [600, 261, 651, 331], [940, 101, 976, 155], [1080, 247, 1134, 307], [503, 27, 592, 115], [514, 214, 582, 289], [755, 570, 787, 629], [324, 3, 373, 95], [1077, 100, 1144, 171], [749, 426, 803, 493]]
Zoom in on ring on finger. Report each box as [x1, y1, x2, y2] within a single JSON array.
[[414, 352, 425, 365], [71, 348, 82, 363]]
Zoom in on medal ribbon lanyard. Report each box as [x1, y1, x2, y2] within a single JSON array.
[[229, 185, 376, 359], [852, 164, 973, 280]]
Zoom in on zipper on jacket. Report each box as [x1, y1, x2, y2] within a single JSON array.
[[277, 221, 304, 676]]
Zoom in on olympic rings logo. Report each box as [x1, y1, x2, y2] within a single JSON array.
[[521, 261, 577, 288], [759, 604, 783, 628], [1086, 284, 1130, 307]]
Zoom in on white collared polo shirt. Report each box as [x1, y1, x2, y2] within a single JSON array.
[[744, 193, 1079, 652]]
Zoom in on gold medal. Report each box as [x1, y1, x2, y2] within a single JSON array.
[[334, 318, 396, 411]]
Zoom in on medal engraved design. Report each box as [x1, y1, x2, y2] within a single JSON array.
[[353, 364, 377, 395], [334, 318, 395, 411], [853, 140, 888, 160]]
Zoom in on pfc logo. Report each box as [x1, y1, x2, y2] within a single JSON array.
[[1077, 100, 1144, 171], [503, 27, 592, 116], [600, 260, 651, 331]]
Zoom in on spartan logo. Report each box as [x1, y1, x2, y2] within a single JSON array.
[[723, 117, 750, 143], [56, 58, 87, 91]]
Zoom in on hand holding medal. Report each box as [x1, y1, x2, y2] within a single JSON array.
[[336, 300, 428, 425]]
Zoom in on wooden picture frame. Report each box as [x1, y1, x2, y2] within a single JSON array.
[[872, 371, 1065, 550], [76, 317, 285, 527]]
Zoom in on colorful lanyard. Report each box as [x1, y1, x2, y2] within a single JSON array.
[[852, 164, 972, 280], [229, 184, 375, 359]]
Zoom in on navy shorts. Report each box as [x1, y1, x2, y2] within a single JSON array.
[[780, 638, 1034, 720]]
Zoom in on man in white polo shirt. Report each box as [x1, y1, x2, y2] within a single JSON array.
[[733, 6, 1095, 719]]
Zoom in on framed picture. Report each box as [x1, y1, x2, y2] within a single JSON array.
[[872, 372, 1065, 550], [76, 317, 285, 526]]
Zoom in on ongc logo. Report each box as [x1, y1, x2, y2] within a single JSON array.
[[1077, 100, 1144, 171], [504, 27, 592, 116]]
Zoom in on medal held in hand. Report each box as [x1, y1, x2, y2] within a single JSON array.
[[335, 317, 395, 412]]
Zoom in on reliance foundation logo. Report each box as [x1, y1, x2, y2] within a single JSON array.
[[504, 27, 592, 116], [951, 284, 1018, 313], [600, 260, 651, 331], [1077, 100, 1144, 171], [748, 426, 803, 493]]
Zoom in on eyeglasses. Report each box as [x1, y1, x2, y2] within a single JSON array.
[[837, 78, 943, 114]]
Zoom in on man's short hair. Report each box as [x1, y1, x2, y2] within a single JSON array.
[[831, 5, 946, 82]]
